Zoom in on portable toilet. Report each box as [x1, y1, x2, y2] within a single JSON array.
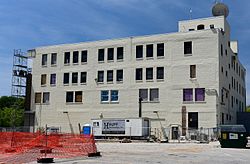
[[82, 124, 92, 135]]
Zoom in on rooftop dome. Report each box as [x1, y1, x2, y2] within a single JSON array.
[[212, 2, 229, 18]]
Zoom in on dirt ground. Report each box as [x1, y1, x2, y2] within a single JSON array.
[[43, 141, 250, 164]]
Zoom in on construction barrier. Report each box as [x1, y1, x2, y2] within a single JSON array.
[[0, 132, 98, 163]]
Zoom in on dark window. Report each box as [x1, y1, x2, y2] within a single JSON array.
[[64, 52, 70, 64], [51, 53, 57, 65], [139, 89, 148, 101], [117, 47, 124, 60], [221, 44, 223, 56], [72, 72, 78, 84], [184, 41, 192, 54], [75, 91, 82, 102], [35, 93, 42, 103], [136, 45, 143, 58], [195, 88, 205, 101], [97, 71, 104, 82], [43, 92, 50, 103], [146, 68, 153, 80], [98, 49, 105, 62], [197, 24, 205, 30], [157, 43, 164, 57], [188, 112, 198, 129], [183, 88, 193, 101], [150, 88, 159, 101], [116, 70, 123, 82], [231, 96, 233, 108], [157, 67, 164, 80], [50, 74, 56, 85], [41, 74, 46, 85], [66, 92, 74, 102], [73, 51, 79, 64], [107, 70, 113, 82], [222, 113, 224, 124], [136, 68, 143, 80], [81, 50, 88, 63], [190, 65, 196, 78], [42, 54, 48, 66], [80, 72, 87, 83], [146, 44, 153, 57], [108, 48, 114, 61], [63, 73, 69, 84]]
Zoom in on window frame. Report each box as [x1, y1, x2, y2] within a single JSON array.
[[136, 45, 143, 59], [63, 73, 70, 85], [146, 67, 153, 80], [98, 49, 105, 62], [184, 41, 192, 55], [136, 68, 143, 81], [73, 51, 79, 64], [35, 92, 42, 104], [51, 53, 57, 65], [64, 52, 70, 64], [107, 70, 113, 82], [183, 88, 193, 102], [42, 92, 50, 104], [41, 74, 47, 86], [117, 47, 124, 60], [107, 48, 114, 61], [190, 65, 196, 79], [146, 44, 153, 58], [116, 69, 123, 82], [72, 72, 78, 84], [157, 43, 164, 57], [157, 67, 164, 80], [50, 73, 56, 86], [42, 54, 48, 66], [97, 71, 104, 83], [81, 50, 88, 63], [80, 72, 87, 84]]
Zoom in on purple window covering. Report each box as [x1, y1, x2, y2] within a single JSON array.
[[183, 89, 193, 101], [195, 88, 205, 101]]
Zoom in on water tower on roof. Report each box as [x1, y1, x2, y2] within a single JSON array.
[[212, 2, 229, 18]]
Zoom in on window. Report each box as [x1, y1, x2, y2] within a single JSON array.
[[80, 72, 87, 83], [116, 70, 123, 82], [97, 71, 104, 82], [117, 47, 124, 60], [107, 70, 113, 82], [197, 24, 205, 30], [63, 73, 70, 84], [107, 48, 114, 61], [35, 93, 42, 103], [51, 53, 57, 65], [43, 92, 50, 103], [146, 68, 153, 80], [50, 74, 56, 85], [184, 41, 192, 54], [195, 88, 205, 101], [150, 88, 159, 101], [157, 43, 164, 57], [146, 44, 153, 58], [139, 89, 148, 101], [73, 51, 79, 64], [66, 92, 74, 102], [136, 45, 143, 59], [72, 72, 78, 84], [98, 49, 105, 62], [41, 74, 46, 86], [190, 65, 196, 78], [136, 68, 143, 81], [75, 91, 82, 102], [139, 88, 159, 102], [101, 90, 109, 102], [81, 50, 88, 63], [221, 44, 223, 56], [183, 88, 193, 101], [111, 90, 119, 102], [42, 54, 48, 66], [64, 52, 70, 64], [157, 67, 164, 80]]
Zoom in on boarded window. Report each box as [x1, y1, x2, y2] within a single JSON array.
[[190, 65, 196, 78], [41, 74, 46, 85], [35, 93, 42, 103]]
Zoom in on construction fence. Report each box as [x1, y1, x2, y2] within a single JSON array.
[[0, 131, 97, 163]]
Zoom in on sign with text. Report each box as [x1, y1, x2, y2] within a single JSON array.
[[102, 120, 125, 134]]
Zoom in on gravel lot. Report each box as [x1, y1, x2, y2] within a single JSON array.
[[50, 141, 250, 164]]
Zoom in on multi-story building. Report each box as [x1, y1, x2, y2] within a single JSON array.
[[28, 3, 246, 138]]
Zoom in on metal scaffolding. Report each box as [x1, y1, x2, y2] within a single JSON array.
[[11, 49, 28, 98]]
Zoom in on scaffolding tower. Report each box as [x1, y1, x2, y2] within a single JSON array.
[[11, 49, 28, 98]]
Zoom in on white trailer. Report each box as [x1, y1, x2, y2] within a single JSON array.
[[91, 117, 150, 139]]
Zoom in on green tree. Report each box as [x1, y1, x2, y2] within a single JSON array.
[[0, 96, 25, 127], [246, 105, 250, 112]]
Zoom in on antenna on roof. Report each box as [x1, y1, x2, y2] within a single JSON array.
[[189, 8, 192, 20]]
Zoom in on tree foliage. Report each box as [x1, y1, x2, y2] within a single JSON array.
[[0, 96, 25, 127], [246, 105, 250, 112]]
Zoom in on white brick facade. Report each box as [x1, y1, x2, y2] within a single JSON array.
[[29, 16, 246, 135]]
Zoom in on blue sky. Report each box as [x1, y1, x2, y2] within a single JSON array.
[[0, 0, 250, 103]]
